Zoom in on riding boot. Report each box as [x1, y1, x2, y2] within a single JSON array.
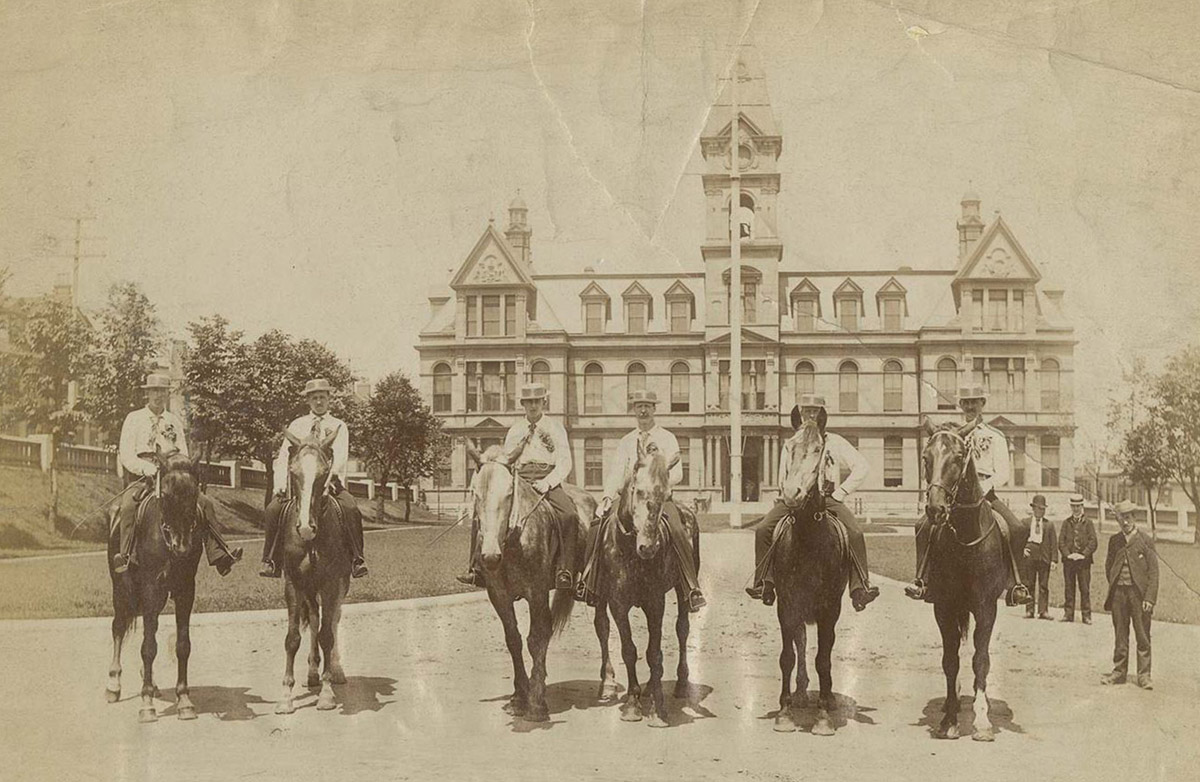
[[663, 502, 705, 612], [259, 497, 285, 578], [198, 496, 242, 576], [826, 498, 879, 611], [336, 497, 368, 578], [542, 486, 579, 591], [988, 493, 1032, 606], [905, 514, 936, 601], [112, 481, 150, 573], [747, 503, 789, 604], [577, 516, 605, 605], [455, 511, 485, 587]]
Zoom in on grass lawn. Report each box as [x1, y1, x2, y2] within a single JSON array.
[[864, 533, 1200, 626], [0, 523, 476, 620]]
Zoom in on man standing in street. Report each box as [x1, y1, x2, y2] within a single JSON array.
[[1101, 500, 1158, 690], [1059, 493, 1098, 623], [1021, 495, 1058, 619]]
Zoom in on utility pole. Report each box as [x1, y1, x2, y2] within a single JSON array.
[[46, 216, 104, 412], [729, 52, 743, 529]]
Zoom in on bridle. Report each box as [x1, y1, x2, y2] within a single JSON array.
[[474, 460, 548, 549], [288, 442, 334, 534], [924, 428, 991, 546]]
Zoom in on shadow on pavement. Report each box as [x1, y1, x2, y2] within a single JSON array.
[[179, 686, 272, 721], [757, 691, 876, 733], [335, 676, 397, 716], [915, 695, 1025, 738]]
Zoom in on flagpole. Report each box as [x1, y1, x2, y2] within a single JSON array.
[[729, 51, 743, 529]]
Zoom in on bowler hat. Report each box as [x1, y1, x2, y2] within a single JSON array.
[[302, 378, 333, 396], [798, 394, 827, 410], [958, 385, 988, 403], [628, 389, 658, 406], [1113, 499, 1138, 516], [1030, 494, 1047, 509], [519, 382, 548, 402], [140, 373, 171, 390]]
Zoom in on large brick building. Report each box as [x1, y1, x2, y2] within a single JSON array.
[[416, 56, 1076, 516]]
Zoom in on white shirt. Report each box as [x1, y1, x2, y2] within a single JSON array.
[[779, 430, 868, 504], [503, 414, 572, 488], [603, 424, 682, 501], [119, 406, 189, 478], [1029, 514, 1045, 544], [966, 421, 1011, 495], [272, 412, 350, 491]]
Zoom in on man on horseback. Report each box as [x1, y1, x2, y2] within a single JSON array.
[[905, 385, 1030, 605], [745, 395, 880, 612], [456, 382, 579, 591], [581, 389, 706, 612], [112, 373, 243, 575], [258, 378, 367, 579]]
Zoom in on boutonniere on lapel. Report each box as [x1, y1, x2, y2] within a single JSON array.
[[161, 423, 177, 442], [539, 429, 555, 451]]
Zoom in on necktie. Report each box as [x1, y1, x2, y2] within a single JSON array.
[[310, 416, 323, 438], [149, 415, 161, 451], [638, 430, 651, 459]]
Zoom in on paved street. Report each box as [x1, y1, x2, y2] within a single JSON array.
[[1, 531, 1197, 782]]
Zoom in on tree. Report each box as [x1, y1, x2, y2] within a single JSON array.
[[183, 315, 249, 470], [1150, 344, 1200, 544], [1113, 417, 1173, 536], [85, 282, 163, 439], [351, 371, 447, 522]]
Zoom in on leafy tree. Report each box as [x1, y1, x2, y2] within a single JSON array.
[[183, 315, 249, 467], [1150, 345, 1200, 544], [7, 296, 97, 440], [1113, 416, 1173, 536], [350, 371, 448, 522], [85, 282, 163, 439]]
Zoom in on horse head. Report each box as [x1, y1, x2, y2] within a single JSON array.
[[621, 446, 676, 560], [467, 442, 516, 569], [284, 427, 338, 542], [780, 420, 824, 513], [158, 453, 200, 557], [922, 419, 978, 521]]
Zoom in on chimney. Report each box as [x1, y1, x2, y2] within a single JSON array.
[[957, 191, 984, 264], [428, 294, 450, 317], [505, 192, 532, 266]]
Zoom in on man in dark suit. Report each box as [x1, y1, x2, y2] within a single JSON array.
[[1059, 493, 1098, 623], [1101, 500, 1158, 690], [1021, 495, 1058, 619]]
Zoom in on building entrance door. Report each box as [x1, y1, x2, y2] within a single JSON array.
[[721, 435, 762, 503]]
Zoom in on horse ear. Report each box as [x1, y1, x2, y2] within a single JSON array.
[[920, 416, 935, 438], [283, 429, 302, 448], [319, 426, 339, 452]]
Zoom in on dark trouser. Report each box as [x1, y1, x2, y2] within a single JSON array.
[[261, 493, 365, 565], [464, 485, 578, 580], [581, 500, 700, 599], [914, 493, 1026, 592], [1062, 561, 1092, 620], [1020, 557, 1051, 616], [117, 483, 235, 567], [752, 498, 872, 596], [1110, 584, 1151, 678]]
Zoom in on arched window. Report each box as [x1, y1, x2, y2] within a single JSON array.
[[584, 437, 604, 486], [584, 363, 604, 414], [670, 361, 690, 413], [725, 191, 756, 240], [936, 357, 957, 410], [839, 360, 859, 413], [794, 360, 815, 403], [1041, 358, 1060, 411], [432, 363, 452, 413], [883, 360, 903, 412], [529, 360, 550, 390], [626, 362, 646, 411]]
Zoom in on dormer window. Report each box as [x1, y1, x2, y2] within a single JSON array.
[[834, 279, 864, 332], [664, 280, 696, 334], [622, 282, 653, 335], [579, 282, 612, 335], [789, 279, 821, 333], [875, 277, 908, 331]]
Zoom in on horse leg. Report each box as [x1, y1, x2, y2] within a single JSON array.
[[644, 594, 667, 728], [774, 613, 798, 733], [673, 585, 691, 700], [489, 588, 529, 716], [525, 591, 553, 723], [933, 602, 962, 739], [325, 594, 347, 685], [971, 603, 998, 742], [612, 602, 642, 722], [138, 607, 160, 723], [794, 622, 809, 709], [595, 601, 619, 702], [315, 592, 338, 711], [276, 581, 302, 714], [306, 596, 321, 689], [812, 614, 837, 736], [173, 579, 197, 720], [106, 599, 130, 703]]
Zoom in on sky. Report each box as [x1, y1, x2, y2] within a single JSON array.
[[2, 0, 1199, 449]]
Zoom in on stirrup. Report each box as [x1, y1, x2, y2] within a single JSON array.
[[1005, 583, 1032, 607], [851, 586, 880, 612], [455, 570, 484, 587], [258, 561, 281, 579], [112, 553, 131, 574], [555, 570, 575, 590], [904, 579, 927, 600], [687, 590, 707, 613], [351, 559, 368, 579]]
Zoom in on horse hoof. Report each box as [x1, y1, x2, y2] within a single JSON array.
[[773, 714, 797, 733], [936, 724, 960, 740], [620, 704, 643, 722], [973, 728, 996, 742], [307, 673, 322, 688], [503, 700, 527, 716], [598, 685, 619, 703], [138, 708, 158, 724], [813, 718, 836, 737], [316, 691, 337, 711], [647, 713, 668, 729], [525, 707, 550, 723], [177, 706, 197, 721], [275, 700, 295, 715], [329, 669, 347, 686], [105, 689, 120, 704]]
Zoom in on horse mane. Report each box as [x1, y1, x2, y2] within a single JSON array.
[[159, 453, 199, 519]]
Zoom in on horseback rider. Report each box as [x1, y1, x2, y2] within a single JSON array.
[[258, 378, 367, 579], [581, 389, 706, 613], [745, 395, 880, 611], [112, 373, 243, 575], [905, 385, 1031, 605], [455, 382, 579, 591]]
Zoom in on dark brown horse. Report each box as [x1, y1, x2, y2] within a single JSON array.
[[106, 453, 204, 722], [923, 422, 1029, 741], [467, 443, 591, 722], [275, 427, 353, 715], [592, 449, 699, 727], [770, 419, 848, 735]]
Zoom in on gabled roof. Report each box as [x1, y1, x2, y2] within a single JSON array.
[[789, 278, 821, 298], [701, 48, 780, 139], [956, 216, 1042, 283], [663, 280, 695, 299], [875, 276, 909, 316], [474, 417, 505, 429], [449, 223, 536, 291], [621, 281, 651, 299], [833, 278, 864, 297], [578, 281, 610, 299], [708, 328, 778, 345]]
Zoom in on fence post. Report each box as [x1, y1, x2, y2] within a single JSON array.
[[27, 434, 53, 472]]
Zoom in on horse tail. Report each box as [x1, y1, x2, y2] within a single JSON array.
[[299, 594, 319, 633], [958, 609, 972, 646], [550, 587, 575, 638]]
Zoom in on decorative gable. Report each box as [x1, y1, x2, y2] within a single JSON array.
[[449, 224, 536, 291], [579, 281, 610, 300], [956, 216, 1042, 282], [875, 277, 909, 316], [788, 278, 823, 316]]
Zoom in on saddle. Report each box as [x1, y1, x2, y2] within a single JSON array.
[[769, 505, 849, 575]]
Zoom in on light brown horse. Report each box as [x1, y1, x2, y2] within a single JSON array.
[[467, 443, 592, 722], [275, 427, 353, 715], [591, 449, 699, 727], [106, 453, 204, 722]]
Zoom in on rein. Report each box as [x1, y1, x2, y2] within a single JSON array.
[[925, 429, 992, 547]]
